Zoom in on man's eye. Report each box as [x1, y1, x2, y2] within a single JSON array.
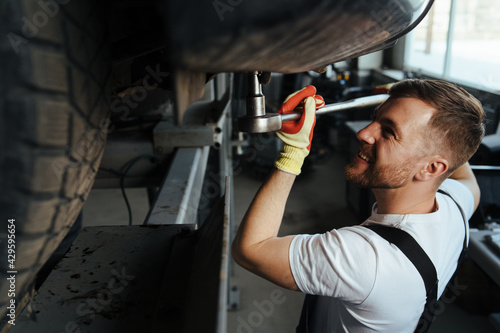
[[382, 127, 395, 137]]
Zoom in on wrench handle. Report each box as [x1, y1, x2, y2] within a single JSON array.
[[280, 94, 389, 123]]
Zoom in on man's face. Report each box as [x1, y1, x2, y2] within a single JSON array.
[[345, 97, 435, 189]]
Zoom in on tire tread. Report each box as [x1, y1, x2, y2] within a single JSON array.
[[0, 0, 110, 325]]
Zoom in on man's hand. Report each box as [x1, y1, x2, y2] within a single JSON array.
[[275, 85, 325, 175]]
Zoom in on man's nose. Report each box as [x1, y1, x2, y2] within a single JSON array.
[[356, 122, 378, 145]]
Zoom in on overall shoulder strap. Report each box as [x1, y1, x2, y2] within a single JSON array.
[[437, 189, 469, 263], [362, 190, 468, 332], [362, 224, 438, 333]]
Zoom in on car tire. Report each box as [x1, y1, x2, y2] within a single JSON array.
[[0, 0, 110, 327]]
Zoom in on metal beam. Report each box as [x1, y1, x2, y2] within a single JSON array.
[[144, 147, 209, 225]]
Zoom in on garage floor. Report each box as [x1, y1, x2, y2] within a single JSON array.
[[82, 149, 498, 332]]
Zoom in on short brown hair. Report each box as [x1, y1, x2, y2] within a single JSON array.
[[389, 79, 485, 173]]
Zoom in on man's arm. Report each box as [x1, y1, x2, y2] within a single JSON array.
[[448, 162, 480, 211], [231, 169, 299, 290], [231, 86, 324, 291]]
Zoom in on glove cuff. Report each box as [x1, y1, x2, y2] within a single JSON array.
[[274, 145, 309, 175]]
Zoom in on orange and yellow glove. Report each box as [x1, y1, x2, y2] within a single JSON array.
[[275, 85, 325, 175]]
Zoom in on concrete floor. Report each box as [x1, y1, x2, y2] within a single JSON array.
[[82, 149, 499, 332]]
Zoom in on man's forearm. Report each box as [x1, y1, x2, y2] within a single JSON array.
[[448, 162, 480, 210], [235, 169, 295, 244], [231, 168, 299, 290], [449, 162, 474, 180]]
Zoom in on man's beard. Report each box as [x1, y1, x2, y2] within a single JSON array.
[[344, 159, 414, 189]]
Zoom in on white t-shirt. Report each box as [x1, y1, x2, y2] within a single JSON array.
[[289, 179, 474, 332]]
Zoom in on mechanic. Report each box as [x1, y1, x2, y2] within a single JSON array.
[[231, 79, 485, 332]]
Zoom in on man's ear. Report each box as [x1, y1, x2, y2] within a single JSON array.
[[415, 156, 449, 181]]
